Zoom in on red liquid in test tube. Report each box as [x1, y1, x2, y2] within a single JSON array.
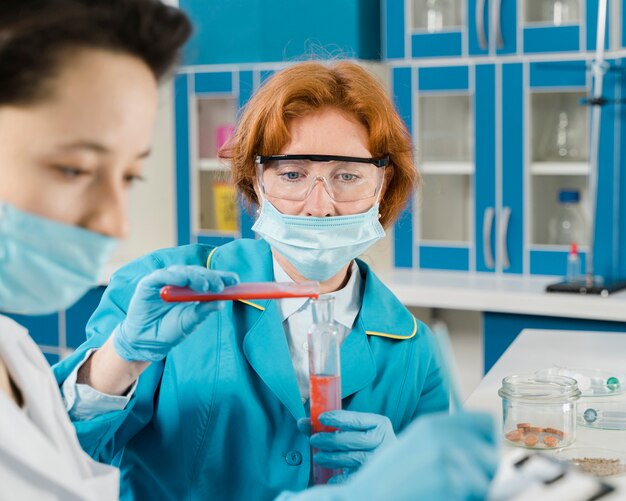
[[308, 297, 342, 485], [310, 374, 342, 484]]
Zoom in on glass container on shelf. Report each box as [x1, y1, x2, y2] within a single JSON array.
[[530, 176, 586, 246], [525, 0, 580, 25], [532, 92, 588, 164], [308, 296, 342, 485], [548, 189, 587, 246], [198, 170, 238, 232], [412, 0, 462, 32], [196, 97, 237, 160], [417, 93, 471, 244], [418, 94, 470, 164]]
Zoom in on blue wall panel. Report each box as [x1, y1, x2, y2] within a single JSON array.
[[181, 0, 381, 65], [194, 72, 232, 94], [502, 63, 524, 274], [475, 64, 496, 272], [392, 67, 413, 268], [620, 58, 626, 278], [6, 312, 58, 347], [384, 0, 405, 59], [174, 74, 191, 246], [523, 26, 579, 54], [419, 245, 470, 271], [238, 70, 254, 112], [418, 66, 469, 91], [496, 0, 517, 55], [66, 287, 106, 349], [586, 0, 610, 52], [530, 249, 588, 276], [468, 0, 489, 56], [484, 312, 626, 372], [529, 60, 587, 88], [593, 63, 617, 279], [411, 33, 462, 58]]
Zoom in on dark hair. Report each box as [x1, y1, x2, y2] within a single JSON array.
[[0, 0, 192, 106]]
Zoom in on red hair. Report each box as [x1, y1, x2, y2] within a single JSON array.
[[220, 60, 418, 227]]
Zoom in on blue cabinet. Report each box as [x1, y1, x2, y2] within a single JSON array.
[[174, 68, 267, 247], [385, 0, 610, 59], [388, 0, 625, 279], [6, 287, 106, 365], [180, 0, 381, 65]]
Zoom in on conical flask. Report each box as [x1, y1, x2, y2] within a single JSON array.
[[308, 296, 342, 485]]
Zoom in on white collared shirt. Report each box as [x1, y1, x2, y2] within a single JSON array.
[[274, 258, 363, 401]]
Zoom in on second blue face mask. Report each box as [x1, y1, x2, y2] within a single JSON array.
[[251, 199, 385, 281], [0, 203, 118, 315]]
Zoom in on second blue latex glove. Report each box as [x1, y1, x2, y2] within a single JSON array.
[[279, 411, 499, 501], [299, 410, 397, 481], [113, 265, 239, 362]]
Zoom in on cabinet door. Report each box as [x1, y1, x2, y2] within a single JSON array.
[[417, 66, 474, 270], [384, 0, 469, 59], [475, 64, 496, 272], [174, 69, 256, 247], [525, 59, 605, 276], [472, 62, 523, 275], [500, 63, 524, 274], [392, 65, 473, 270], [521, 0, 608, 54]]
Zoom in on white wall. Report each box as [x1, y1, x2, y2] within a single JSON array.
[[108, 83, 177, 269]]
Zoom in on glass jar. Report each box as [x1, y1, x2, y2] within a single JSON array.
[[498, 374, 581, 449]]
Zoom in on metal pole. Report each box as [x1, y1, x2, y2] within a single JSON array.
[[586, 0, 608, 287]]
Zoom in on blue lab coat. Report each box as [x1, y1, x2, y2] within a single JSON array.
[[54, 239, 448, 500]]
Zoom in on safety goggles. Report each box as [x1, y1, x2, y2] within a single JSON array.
[[255, 154, 389, 202]]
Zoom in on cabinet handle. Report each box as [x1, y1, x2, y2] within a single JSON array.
[[476, 0, 487, 50], [494, 0, 504, 49], [500, 206, 511, 270], [483, 207, 495, 269]]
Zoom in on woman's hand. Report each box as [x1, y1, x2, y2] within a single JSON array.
[[299, 410, 397, 483], [113, 265, 239, 362]]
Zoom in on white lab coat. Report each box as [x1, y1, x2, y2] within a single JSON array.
[[0, 314, 119, 501]]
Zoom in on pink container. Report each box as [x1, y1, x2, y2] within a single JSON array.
[[216, 124, 236, 151]]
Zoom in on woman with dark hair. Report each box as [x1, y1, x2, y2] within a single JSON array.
[[0, 1, 199, 498]]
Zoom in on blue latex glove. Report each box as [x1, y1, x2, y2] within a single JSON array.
[[113, 265, 239, 362], [279, 411, 498, 501], [298, 410, 397, 482]]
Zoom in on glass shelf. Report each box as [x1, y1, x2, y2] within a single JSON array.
[[531, 91, 588, 164], [198, 170, 239, 233], [199, 158, 230, 172], [530, 174, 588, 247], [530, 162, 589, 176], [196, 96, 237, 159], [420, 161, 473, 175], [420, 174, 472, 243], [418, 94, 471, 163], [524, 0, 580, 26], [411, 0, 463, 32]]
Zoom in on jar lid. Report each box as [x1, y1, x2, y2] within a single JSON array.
[[498, 374, 581, 402]]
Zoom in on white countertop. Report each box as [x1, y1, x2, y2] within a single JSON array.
[[376, 269, 626, 322], [466, 328, 626, 492]]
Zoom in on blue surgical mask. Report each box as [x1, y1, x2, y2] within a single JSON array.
[[252, 198, 385, 281], [0, 203, 118, 315]]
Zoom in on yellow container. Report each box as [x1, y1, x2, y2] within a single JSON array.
[[212, 182, 238, 231]]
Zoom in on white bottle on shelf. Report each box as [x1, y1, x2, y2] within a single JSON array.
[[548, 189, 587, 246]]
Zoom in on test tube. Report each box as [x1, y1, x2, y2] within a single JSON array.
[[308, 296, 342, 485]]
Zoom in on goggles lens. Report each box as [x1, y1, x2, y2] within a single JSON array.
[[256, 155, 387, 202]]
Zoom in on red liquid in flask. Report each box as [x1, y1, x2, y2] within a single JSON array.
[[310, 374, 342, 484]]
